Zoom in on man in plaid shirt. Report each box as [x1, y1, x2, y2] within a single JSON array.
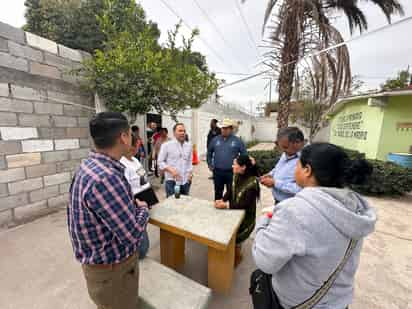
[[68, 112, 149, 309]]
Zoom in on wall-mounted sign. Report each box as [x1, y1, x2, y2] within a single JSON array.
[[333, 112, 368, 140]]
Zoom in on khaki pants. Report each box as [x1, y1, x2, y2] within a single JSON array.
[[82, 253, 139, 309]]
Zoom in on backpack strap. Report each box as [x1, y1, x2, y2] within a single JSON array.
[[292, 239, 358, 309]]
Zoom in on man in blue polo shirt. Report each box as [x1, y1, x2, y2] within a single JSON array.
[[260, 127, 304, 204], [207, 118, 247, 200]]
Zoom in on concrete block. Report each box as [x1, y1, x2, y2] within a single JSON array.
[[48, 193, 69, 208], [52, 116, 77, 128], [63, 105, 91, 117], [0, 209, 13, 227], [0, 112, 17, 126], [0, 37, 8, 52], [30, 62, 61, 80], [6, 153, 41, 168], [0, 168, 25, 184], [58, 44, 83, 62], [55, 139, 79, 150], [62, 71, 83, 84], [0, 21, 25, 44], [44, 172, 71, 187], [70, 148, 90, 160], [0, 183, 7, 197], [0, 141, 21, 155], [0, 97, 33, 113], [0, 156, 5, 170], [26, 32, 58, 54], [8, 177, 43, 195], [79, 138, 92, 148], [10, 84, 42, 101], [56, 160, 80, 173], [29, 185, 59, 203], [44, 52, 74, 70], [66, 127, 89, 139], [26, 163, 57, 178], [59, 182, 71, 194], [139, 258, 212, 309], [77, 117, 89, 128], [8, 41, 43, 62], [42, 150, 69, 163], [0, 83, 9, 97], [13, 200, 49, 222], [19, 114, 50, 127], [47, 91, 86, 105], [0, 51, 28, 72], [22, 140, 54, 153], [38, 127, 66, 139], [0, 127, 38, 140], [34, 102, 63, 115]]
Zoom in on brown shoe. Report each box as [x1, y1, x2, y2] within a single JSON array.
[[235, 245, 243, 268]]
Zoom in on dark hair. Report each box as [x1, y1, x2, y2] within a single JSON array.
[[131, 125, 139, 132], [236, 154, 260, 199], [236, 154, 260, 178], [131, 132, 138, 147], [211, 119, 218, 123], [89, 112, 129, 149], [160, 127, 168, 134], [300, 143, 373, 188], [277, 127, 304, 143], [173, 123, 185, 132]]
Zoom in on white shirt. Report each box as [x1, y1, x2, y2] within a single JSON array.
[[120, 156, 150, 195], [157, 138, 193, 185]]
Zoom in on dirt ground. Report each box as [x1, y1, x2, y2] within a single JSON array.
[[0, 160, 411, 309]]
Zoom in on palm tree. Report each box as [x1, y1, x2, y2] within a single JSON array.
[[244, 0, 404, 128]]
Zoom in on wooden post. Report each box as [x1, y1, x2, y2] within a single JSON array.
[[207, 234, 236, 294], [160, 229, 185, 270]]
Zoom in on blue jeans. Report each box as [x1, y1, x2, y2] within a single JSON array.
[[213, 169, 233, 200], [165, 180, 191, 198], [138, 230, 149, 259]]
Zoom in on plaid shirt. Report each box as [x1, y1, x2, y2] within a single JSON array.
[[68, 152, 149, 265]]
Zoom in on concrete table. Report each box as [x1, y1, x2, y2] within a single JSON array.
[[149, 195, 245, 293]]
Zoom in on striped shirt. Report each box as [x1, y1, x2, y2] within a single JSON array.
[[68, 152, 149, 265]]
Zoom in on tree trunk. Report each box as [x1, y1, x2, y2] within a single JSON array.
[[276, 2, 302, 128]]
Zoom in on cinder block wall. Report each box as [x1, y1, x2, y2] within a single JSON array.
[[0, 21, 95, 227]]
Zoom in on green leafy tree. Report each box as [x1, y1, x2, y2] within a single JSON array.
[[81, 2, 218, 119], [23, 0, 160, 54], [381, 69, 411, 91]]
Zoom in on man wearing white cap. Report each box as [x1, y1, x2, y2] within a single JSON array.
[[207, 118, 247, 200]]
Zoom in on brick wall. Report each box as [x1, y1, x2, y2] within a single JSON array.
[[0, 21, 95, 227]]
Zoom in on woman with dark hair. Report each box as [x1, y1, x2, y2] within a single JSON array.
[[252, 143, 376, 309], [215, 154, 260, 267]]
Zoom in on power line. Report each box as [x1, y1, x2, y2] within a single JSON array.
[[219, 15, 412, 89], [233, 0, 261, 61], [215, 71, 252, 76], [191, 0, 250, 73], [158, 0, 229, 67]]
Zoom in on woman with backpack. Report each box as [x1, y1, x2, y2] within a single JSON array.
[[251, 143, 377, 309]]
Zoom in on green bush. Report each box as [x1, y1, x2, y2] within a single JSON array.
[[245, 140, 260, 149], [250, 148, 412, 196]]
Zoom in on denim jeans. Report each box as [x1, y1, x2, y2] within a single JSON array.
[[138, 230, 149, 259], [213, 169, 233, 200], [165, 180, 191, 198]]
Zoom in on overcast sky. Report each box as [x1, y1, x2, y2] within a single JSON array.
[[2, 0, 412, 113]]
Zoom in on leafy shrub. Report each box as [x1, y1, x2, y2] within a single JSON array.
[[245, 140, 260, 149], [250, 148, 412, 196]]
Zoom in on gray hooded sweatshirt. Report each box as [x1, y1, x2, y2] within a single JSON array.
[[253, 187, 377, 309]]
